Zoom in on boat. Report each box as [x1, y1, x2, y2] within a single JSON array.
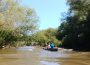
[[43, 47, 58, 51]]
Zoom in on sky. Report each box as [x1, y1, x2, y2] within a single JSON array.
[[21, 0, 68, 30]]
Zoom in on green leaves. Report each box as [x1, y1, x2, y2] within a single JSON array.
[[57, 0, 90, 51], [0, 0, 39, 48], [29, 28, 59, 46]]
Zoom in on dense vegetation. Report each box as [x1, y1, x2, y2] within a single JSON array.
[[57, 0, 90, 51], [0, 0, 59, 48], [28, 28, 59, 46], [0, 0, 39, 48]]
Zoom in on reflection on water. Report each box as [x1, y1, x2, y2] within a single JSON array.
[[18, 46, 35, 51], [0, 46, 90, 65]]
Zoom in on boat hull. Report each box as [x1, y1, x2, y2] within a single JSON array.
[[43, 48, 58, 51]]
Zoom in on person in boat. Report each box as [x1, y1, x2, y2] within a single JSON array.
[[50, 41, 55, 49], [58, 41, 63, 48], [46, 42, 51, 49]]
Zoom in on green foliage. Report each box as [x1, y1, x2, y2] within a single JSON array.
[[0, 30, 18, 48], [28, 28, 59, 46], [57, 0, 90, 51], [0, 0, 39, 48]]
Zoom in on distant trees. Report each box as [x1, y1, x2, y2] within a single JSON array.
[[57, 0, 90, 51], [29, 28, 59, 46]]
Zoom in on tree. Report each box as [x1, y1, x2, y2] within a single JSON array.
[[57, 0, 90, 51], [0, 0, 39, 47], [29, 28, 59, 46]]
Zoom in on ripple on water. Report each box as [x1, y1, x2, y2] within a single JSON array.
[[17, 46, 35, 51], [40, 61, 60, 65], [39, 50, 69, 58]]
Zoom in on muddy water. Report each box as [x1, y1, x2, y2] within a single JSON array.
[[0, 46, 90, 65]]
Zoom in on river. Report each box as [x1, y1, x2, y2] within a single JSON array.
[[0, 46, 90, 65]]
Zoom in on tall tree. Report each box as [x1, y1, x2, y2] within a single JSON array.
[[57, 0, 90, 51], [0, 0, 39, 47]]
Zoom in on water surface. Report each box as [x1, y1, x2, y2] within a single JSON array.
[[0, 46, 90, 65]]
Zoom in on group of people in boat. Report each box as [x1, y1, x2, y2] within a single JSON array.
[[45, 41, 63, 50]]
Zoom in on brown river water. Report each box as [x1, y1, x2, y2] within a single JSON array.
[[0, 46, 90, 65]]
